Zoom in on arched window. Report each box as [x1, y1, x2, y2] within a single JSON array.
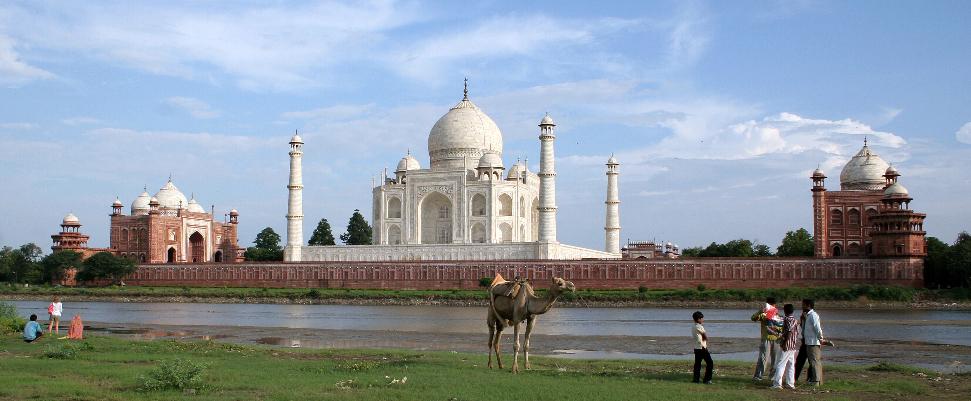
[[387, 225, 401, 245], [387, 197, 402, 219], [471, 194, 486, 217], [167, 247, 176, 263], [121, 228, 128, 244], [471, 223, 486, 243], [847, 242, 861, 256], [140, 253, 146, 263], [214, 251, 223, 263], [519, 196, 526, 217], [831, 244, 842, 257], [498, 223, 513, 243], [848, 209, 860, 225], [498, 194, 513, 217], [830, 209, 843, 225]]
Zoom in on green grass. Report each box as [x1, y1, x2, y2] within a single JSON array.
[[1, 335, 968, 401], [4, 283, 969, 303]]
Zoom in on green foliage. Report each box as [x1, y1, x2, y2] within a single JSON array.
[[777, 228, 815, 257], [307, 289, 321, 299], [925, 232, 971, 288], [41, 250, 82, 284], [340, 209, 373, 245], [696, 284, 706, 292], [244, 227, 284, 261], [478, 277, 493, 287], [308, 218, 336, 246], [78, 252, 137, 283], [137, 358, 208, 392], [753, 244, 773, 257], [0, 301, 25, 334], [0, 243, 45, 283], [690, 239, 759, 257], [43, 342, 93, 359]]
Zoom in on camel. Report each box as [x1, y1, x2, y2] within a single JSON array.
[[487, 273, 575, 373]]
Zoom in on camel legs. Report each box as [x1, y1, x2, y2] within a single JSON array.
[[488, 321, 495, 369], [491, 323, 504, 369], [512, 322, 522, 373], [524, 316, 535, 370]]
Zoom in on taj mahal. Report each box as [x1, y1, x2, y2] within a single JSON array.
[[283, 82, 623, 262]]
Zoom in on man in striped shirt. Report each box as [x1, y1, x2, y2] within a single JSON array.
[[771, 304, 800, 390]]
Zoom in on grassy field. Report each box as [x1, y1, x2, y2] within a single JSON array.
[[1, 335, 968, 401], [3, 283, 970, 304]]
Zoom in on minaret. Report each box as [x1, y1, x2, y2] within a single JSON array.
[[537, 114, 558, 242], [604, 155, 621, 254], [811, 167, 828, 257], [284, 131, 304, 262]]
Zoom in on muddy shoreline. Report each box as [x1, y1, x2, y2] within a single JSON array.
[[3, 293, 971, 310]]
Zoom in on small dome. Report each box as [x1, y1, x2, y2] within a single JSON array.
[[62, 213, 80, 225], [187, 196, 206, 214], [884, 182, 910, 197], [131, 190, 151, 215], [507, 160, 524, 180], [607, 154, 618, 165], [154, 180, 189, 210], [812, 168, 825, 177], [840, 143, 890, 190], [885, 165, 898, 175], [396, 153, 421, 172], [290, 133, 303, 144], [149, 196, 160, 206], [112, 197, 123, 207], [229, 209, 239, 216], [540, 113, 555, 126], [478, 152, 504, 169]]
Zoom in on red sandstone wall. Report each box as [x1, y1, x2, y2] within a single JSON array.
[[123, 257, 924, 289]]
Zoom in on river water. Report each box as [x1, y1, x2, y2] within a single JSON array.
[[11, 301, 971, 372]]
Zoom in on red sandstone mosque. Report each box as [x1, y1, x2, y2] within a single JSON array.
[[51, 179, 243, 263], [810, 140, 926, 259]]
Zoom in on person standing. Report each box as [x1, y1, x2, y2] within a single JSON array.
[[691, 311, 713, 384], [771, 304, 801, 389], [751, 297, 780, 381], [801, 299, 825, 386], [47, 296, 63, 334]]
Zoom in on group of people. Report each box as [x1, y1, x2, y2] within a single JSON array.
[[690, 297, 829, 389], [22, 296, 66, 343]]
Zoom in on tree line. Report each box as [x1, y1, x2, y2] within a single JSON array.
[[680, 228, 815, 257], [1, 245, 136, 285], [244, 209, 373, 261]]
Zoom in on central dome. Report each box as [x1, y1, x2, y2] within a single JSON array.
[[154, 179, 189, 210], [840, 143, 890, 190], [428, 92, 503, 171]]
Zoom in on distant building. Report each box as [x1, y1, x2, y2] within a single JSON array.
[[52, 179, 243, 263], [810, 140, 926, 258], [622, 240, 681, 259]]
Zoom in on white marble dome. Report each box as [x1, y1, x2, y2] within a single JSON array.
[[62, 213, 79, 225], [507, 160, 524, 180], [884, 182, 910, 197], [290, 133, 303, 144], [187, 196, 206, 213], [540, 113, 555, 126], [131, 190, 151, 215], [154, 180, 189, 210], [840, 144, 890, 190], [396, 153, 421, 172], [428, 95, 503, 170], [477, 152, 504, 169]]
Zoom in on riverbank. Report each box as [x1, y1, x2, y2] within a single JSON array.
[[2, 334, 968, 401], [3, 284, 970, 309]]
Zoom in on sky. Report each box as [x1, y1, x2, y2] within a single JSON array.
[[1, 0, 970, 252]]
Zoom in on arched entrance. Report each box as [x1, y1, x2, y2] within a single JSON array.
[[420, 192, 452, 244], [214, 250, 223, 263], [189, 232, 205, 263], [167, 247, 176, 263], [832, 244, 842, 257]]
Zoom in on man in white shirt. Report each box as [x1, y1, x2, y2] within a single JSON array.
[[691, 311, 713, 384], [800, 299, 824, 386]]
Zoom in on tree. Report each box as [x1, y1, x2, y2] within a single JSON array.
[[924, 236, 951, 288], [924, 232, 971, 289], [41, 250, 82, 284], [340, 209, 372, 245], [244, 227, 284, 261], [776, 228, 815, 257], [308, 218, 336, 246], [1, 243, 44, 283], [754, 244, 773, 257], [77, 252, 136, 284]]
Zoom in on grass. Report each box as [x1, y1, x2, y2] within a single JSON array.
[[1, 335, 968, 401], [4, 283, 970, 304]]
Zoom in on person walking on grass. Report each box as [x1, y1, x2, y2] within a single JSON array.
[[771, 304, 801, 390], [751, 297, 781, 381], [23, 314, 44, 343], [800, 299, 825, 386], [47, 296, 63, 334], [691, 311, 713, 384]]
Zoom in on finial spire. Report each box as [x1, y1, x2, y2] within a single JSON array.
[[168, 173, 173, 182], [463, 77, 469, 99], [864, 136, 868, 146]]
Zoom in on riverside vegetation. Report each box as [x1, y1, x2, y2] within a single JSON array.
[[1, 334, 969, 400]]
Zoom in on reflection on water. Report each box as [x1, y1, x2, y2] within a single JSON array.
[[10, 300, 971, 346]]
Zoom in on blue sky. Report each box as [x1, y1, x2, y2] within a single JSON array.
[[1, 0, 969, 252]]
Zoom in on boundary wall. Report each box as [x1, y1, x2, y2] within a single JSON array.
[[124, 257, 924, 289]]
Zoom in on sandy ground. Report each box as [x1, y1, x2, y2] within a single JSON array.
[[81, 321, 971, 373]]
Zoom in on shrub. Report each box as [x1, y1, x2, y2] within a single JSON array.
[[696, 284, 707, 292], [637, 285, 647, 293], [307, 289, 321, 299], [138, 359, 208, 392], [0, 302, 26, 334], [44, 342, 92, 359], [478, 277, 493, 287]]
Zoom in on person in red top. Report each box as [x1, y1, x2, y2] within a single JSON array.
[[771, 304, 801, 390]]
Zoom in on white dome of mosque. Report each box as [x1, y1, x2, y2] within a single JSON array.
[[607, 155, 618, 165], [839, 142, 890, 190], [290, 133, 303, 144], [507, 160, 524, 180], [478, 152, 504, 169], [885, 165, 898, 175], [884, 182, 910, 197], [396, 152, 421, 172], [428, 83, 503, 169], [187, 196, 206, 214], [540, 113, 555, 126], [62, 213, 79, 225], [154, 179, 189, 210], [131, 190, 151, 215]]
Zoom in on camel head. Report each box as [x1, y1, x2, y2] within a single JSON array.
[[551, 277, 576, 295]]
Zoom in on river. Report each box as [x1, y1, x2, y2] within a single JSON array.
[[10, 301, 971, 372]]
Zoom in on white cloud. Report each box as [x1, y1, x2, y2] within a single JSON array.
[[61, 117, 102, 126], [163, 97, 220, 119], [0, 35, 54, 86], [664, 6, 709, 68], [956, 122, 971, 144], [0, 122, 37, 130], [281, 104, 376, 121]]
